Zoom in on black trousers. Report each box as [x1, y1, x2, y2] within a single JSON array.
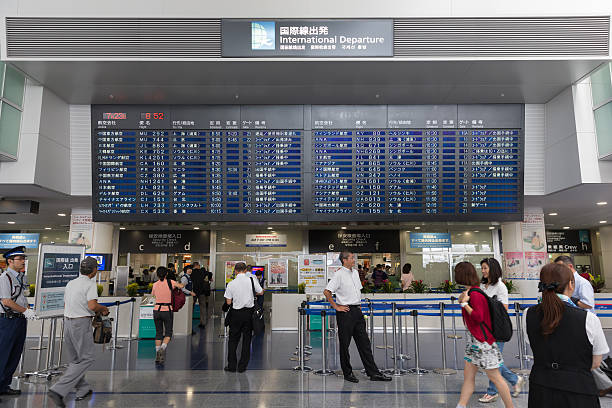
[[153, 310, 174, 340], [336, 305, 379, 377], [227, 308, 254, 370]]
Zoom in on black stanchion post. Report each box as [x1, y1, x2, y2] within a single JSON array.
[[447, 296, 462, 370], [434, 302, 456, 375], [124, 297, 137, 342], [294, 307, 312, 372], [407, 309, 429, 375], [513, 302, 531, 376], [384, 302, 407, 376], [108, 301, 124, 350], [314, 309, 335, 376]]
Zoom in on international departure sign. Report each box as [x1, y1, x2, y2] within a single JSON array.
[[222, 19, 393, 57], [34, 244, 86, 318]]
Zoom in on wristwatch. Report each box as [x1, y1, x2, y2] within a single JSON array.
[[460, 302, 469, 308]]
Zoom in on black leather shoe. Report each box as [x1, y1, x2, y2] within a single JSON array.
[[370, 373, 392, 381], [237, 367, 247, 373], [0, 387, 21, 396], [224, 366, 236, 372], [75, 389, 92, 401], [47, 390, 66, 407], [344, 373, 359, 383]]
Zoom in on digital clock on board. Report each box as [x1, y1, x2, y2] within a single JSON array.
[[140, 112, 165, 120], [102, 112, 127, 120]]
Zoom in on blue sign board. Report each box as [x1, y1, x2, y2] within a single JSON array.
[[0, 233, 40, 249], [410, 233, 452, 248]]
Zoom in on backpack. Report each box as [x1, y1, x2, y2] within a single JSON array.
[[202, 273, 211, 296], [167, 278, 186, 312], [468, 288, 513, 342]]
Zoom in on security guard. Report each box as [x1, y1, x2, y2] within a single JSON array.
[[0, 246, 36, 397]]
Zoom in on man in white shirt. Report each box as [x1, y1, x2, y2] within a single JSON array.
[[555, 255, 595, 312], [224, 262, 263, 373], [48, 257, 109, 408], [324, 251, 391, 383]]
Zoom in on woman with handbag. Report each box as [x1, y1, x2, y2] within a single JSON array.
[[151, 266, 185, 365], [223, 262, 263, 373]]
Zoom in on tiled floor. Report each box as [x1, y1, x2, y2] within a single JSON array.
[[6, 306, 612, 407]]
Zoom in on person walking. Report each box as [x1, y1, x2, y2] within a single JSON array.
[[525, 262, 608, 407], [400, 263, 414, 291], [151, 266, 184, 365], [478, 258, 523, 403], [192, 263, 212, 328], [223, 262, 263, 373], [323, 251, 391, 383], [47, 257, 109, 407], [0, 246, 37, 401], [254, 269, 266, 310], [454, 261, 514, 408]]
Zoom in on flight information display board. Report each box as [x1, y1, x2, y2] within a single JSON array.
[[92, 105, 524, 222]]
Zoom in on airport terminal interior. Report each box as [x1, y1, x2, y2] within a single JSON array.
[[1, 0, 612, 407]]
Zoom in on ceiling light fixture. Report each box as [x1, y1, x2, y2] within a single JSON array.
[[7, 221, 15, 224], [548, 212, 558, 216], [45, 227, 52, 230], [597, 202, 608, 206], [414, 226, 421, 230], [57, 213, 67, 217], [267, 227, 273, 230], [488, 226, 495, 230], [119, 227, 125, 230], [341, 226, 347, 230], [600, 221, 608, 224], [563, 226, 570, 230], [193, 227, 200, 230]]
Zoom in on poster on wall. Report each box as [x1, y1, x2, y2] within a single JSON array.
[[504, 252, 524, 279], [326, 252, 343, 282], [524, 252, 547, 280], [268, 258, 289, 288], [69, 213, 93, 250], [546, 230, 592, 253], [224, 260, 245, 287], [522, 212, 546, 252], [34, 244, 86, 318], [298, 255, 327, 295]]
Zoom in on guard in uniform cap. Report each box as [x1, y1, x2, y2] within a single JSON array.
[[0, 246, 37, 398]]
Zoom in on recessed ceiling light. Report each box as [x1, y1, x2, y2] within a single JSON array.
[[45, 227, 52, 230], [489, 227, 495, 230], [267, 227, 273, 230], [563, 226, 570, 230], [193, 227, 200, 230], [600, 221, 608, 224], [57, 213, 67, 217], [597, 202, 608, 206], [341, 226, 347, 230], [548, 212, 558, 216], [414, 226, 421, 230], [7, 221, 15, 224], [119, 227, 125, 230], [474, 230, 479, 233]]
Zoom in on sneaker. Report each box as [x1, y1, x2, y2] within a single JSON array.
[[478, 394, 498, 403], [512, 376, 525, 397], [155, 350, 162, 363]]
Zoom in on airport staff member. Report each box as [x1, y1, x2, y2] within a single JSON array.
[[324, 251, 391, 383], [0, 246, 36, 398], [223, 262, 263, 373], [48, 257, 109, 407]]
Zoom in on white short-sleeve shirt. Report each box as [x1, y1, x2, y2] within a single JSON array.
[[573, 271, 595, 313], [64, 275, 98, 318], [481, 280, 509, 305], [224, 273, 263, 310], [325, 266, 362, 306]]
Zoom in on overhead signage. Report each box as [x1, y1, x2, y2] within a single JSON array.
[[298, 254, 327, 295], [246, 234, 287, 247], [222, 19, 393, 57], [409, 233, 452, 248], [34, 244, 86, 318], [0, 233, 39, 249], [118, 230, 210, 253], [546, 230, 591, 253], [309, 230, 400, 253]]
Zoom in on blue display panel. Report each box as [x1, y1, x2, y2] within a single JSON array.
[[92, 105, 523, 222]]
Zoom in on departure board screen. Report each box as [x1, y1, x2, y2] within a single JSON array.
[[92, 104, 524, 222]]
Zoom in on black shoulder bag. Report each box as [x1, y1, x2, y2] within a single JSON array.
[[250, 277, 265, 335]]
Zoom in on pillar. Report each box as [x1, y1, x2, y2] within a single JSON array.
[[599, 226, 612, 287]]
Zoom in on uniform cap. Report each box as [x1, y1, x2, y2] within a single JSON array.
[[3, 246, 26, 259], [80, 256, 98, 273]]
